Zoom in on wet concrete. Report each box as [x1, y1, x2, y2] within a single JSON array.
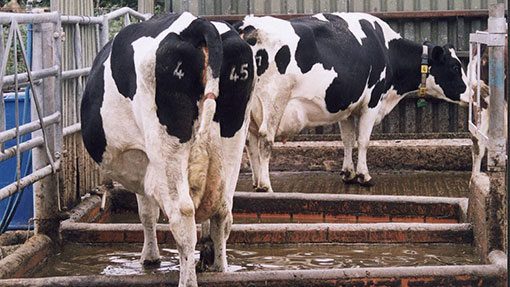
[[236, 171, 470, 197], [31, 242, 478, 277]]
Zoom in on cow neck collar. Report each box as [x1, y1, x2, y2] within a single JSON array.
[[418, 45, 429, 98]]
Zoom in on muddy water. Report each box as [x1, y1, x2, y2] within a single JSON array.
[[236, 171, 470, 197], [31, 243, 478, 277]]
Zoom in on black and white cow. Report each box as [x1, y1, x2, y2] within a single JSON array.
[[237, 13, 472, 191], [81, 12, 253, 287], [467, 33, 507, 174]]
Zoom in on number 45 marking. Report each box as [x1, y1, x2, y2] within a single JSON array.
[[230, 63, 249, 82]]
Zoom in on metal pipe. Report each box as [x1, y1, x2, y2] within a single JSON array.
[[0, 160, 60, 202], [0, 24, 5, 152], [0, 136, 43, 162], [487, 3, 506, 170], [61, 67, 90, 80], [13, 24, 21, 201], [74, 23, 84, 122], [60, 15, 102, 25], [3, 65, 59, 88], [0, 111, 60, 144], [99, 16, 108, 49], [63, 123, 81, 137], [0, 11, 60, 25], [106, 7, 149, 21]]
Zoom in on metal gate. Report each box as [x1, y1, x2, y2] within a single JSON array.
[[0, 7, 148, 235]]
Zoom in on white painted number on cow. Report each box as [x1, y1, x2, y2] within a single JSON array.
[[255, 55, 263, 67], [230, 63, 249, 82], [173, 61, 184, 79]]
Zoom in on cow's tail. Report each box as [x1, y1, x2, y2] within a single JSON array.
[[188, 18, 223, 207]]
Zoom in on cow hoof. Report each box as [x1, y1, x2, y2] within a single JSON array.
[[196, 237, 214, 273], [142, 258, 161, 266], [255, 186, 269, 192], [356, 174, 374, 187], [340, 170, 357, 184]]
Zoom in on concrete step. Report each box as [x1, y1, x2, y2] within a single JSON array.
[[239, 139, 473, 172]]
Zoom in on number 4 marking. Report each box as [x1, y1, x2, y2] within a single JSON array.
[[173, 61, 184, 79]]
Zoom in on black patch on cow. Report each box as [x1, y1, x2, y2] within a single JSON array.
[[214, 24, 253, 137], [275, 45, 291, 74], [81, 41, 112, 163], [428, 45, 466, 102], [155, 32, 204, 143], [289, 14, 393, 113], [387, 38, 422, 95], [110, 13, 182, 100], [255, 49, 269, 76]]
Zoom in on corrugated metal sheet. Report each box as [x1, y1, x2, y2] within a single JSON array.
[[169, 0, 505, 50]]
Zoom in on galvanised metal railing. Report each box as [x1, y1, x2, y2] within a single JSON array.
[[0, 7, 149, 234]]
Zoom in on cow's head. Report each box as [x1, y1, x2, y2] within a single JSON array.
[[424, 43, 472, 105]]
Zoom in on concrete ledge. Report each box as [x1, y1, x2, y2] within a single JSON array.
[[0, 234, 53, 279], [60, 222, 472, 244], [240, 139, 473, 172], [0, 261, 504, 287], [233, 192, 468, 223]]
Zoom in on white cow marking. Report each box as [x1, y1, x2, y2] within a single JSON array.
[[173, 61, 185, 79]]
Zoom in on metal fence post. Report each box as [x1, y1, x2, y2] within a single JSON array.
[[486, 2, 507, 257], [99, 15, 109, 49], [486, 4, 506, 171], [31, 22, 60, 240]]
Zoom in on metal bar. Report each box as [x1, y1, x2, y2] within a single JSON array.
[[0, 160, 60, 202], [486, 3, 506, 170], [201, 9, 493, 22], [53, 16, 63, 211], [468, 42, 473, 127], [470, 32, 507, 46], [61, 67, 90, 81], [0, 24, 4, 152], [99, 16, 108, 49], [0, 112, 59, 144], [0, 136, 43, 162], [105, 7, 150, 21], [15, 22, 56, 173], [74, 23, 83, 122], [63, 123, 80, 137], [124, 13, 131, 27], [3, 65, 59, 88], [0, 12, 60, 25], [0, 22, 15, 154], [60, 15, 102, 25], [13, 22, 20, 199], [469, 122, 489, 144]]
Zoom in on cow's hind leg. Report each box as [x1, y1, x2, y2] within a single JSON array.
[[356, 110, 377, 187], [196, 220, 214, 273], [136, 193, 161, 265], [256, 136, 274, 192], [247, 132, 274, 193], [163, 196, 198, 287], [339, 117, 357, 183], [246, 131, 263, 191], [209, 210, 232, 272]]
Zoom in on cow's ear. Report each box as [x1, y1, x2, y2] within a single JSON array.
[[431, 46, 445, 64], [241, 25, 257, 46]]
